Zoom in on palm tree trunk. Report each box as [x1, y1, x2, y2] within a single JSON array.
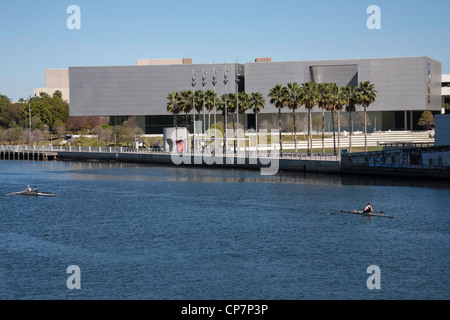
[[321, 108, 325, 155], [364, 106, 367, 152], [308, 109, 312, 154], [175, 116, 178, 153], [293, 110, 297, 153], [279, 108, 282, 155], [331, 110, 336, 155], [337, 110, 341, 155], [255, 112, 259, 154], [233, 114, 236, 154], [349, 111, 353, 153]]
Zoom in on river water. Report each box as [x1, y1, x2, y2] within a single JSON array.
[[0, 160, 448, 300]]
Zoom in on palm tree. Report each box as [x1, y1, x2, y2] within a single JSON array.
[[250, 92, 266, 152], [336, 86, 348, 155], [204, 89, 217, 131], [268, 84, 288, 154], [166, 92, 182, 127], [328, 83, 347, 155], [286, 83, 303, 153], [302, 82, 319, 154], [237, 92, 251, 154], [166, 92, 183, 147], [226, 93, 238, 153], [317, 83, 332, 155], [358, 81, 378, 152], [344, 85, 359, 153], [238, 91, 251, 129], [217, 93, 236, 151], [180, 90, 193, 129], [194, 90, 204, 130], [327, 83, 338, 154]]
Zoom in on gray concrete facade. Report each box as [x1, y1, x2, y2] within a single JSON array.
[[68, 56, 442, 133], [245, 56, 442, 114], [69, 63, 244, 117]]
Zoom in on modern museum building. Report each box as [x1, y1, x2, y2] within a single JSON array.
[[40, 56, 444, 134]]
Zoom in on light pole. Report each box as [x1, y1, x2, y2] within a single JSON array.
[[192, 70, 197, 153], [28, 97, 32, 145], [223, 65, 230, 155], [235, 65, 241, 155], [212, 67, 218, 153], [202, 68, 207, 134]]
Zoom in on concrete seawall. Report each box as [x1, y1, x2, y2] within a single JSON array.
[[56, 151, 342, 174], [341, 146, 450, 180]]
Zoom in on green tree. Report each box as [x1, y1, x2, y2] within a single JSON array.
[[301, 82, 319, 154], [217, 93, 237, 151], [7, 126, 25, 145], [268, 84, 288, 154], [344, 85, 360, 153], [194, 90, 204, 123], [250, 92, 265, 152], [317, 83, 333, 155], [166, 92, 183, 129], [204, 89, 217, 130], [250, 92, 265, 132], [418, 111, 435, 130], [312, 116, 323, 135], [358, 81, 378, 152], [238, 91, 251, 126], [286, 83, 303, 153], [327, 83, 341, 154], [118, 117, 144, 145], [180, 90, 193, 128]]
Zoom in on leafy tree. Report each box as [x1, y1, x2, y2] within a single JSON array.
[[355, 112, 372, 128], [418, 111, 434, 130], [53, 119, 66, 135], [113, 118, 144, 145], [312, 116, 323, 135], [6, 126, 25, 145], [93, 125, 113, 146], [31, 129, 45, 146]]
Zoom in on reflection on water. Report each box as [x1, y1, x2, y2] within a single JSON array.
[[56, 161, 450, 189]]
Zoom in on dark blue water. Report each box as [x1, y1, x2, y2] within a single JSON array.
[[0, 160, 448, 300]]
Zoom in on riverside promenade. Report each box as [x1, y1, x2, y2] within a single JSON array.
[[0, 145, 342, 175]]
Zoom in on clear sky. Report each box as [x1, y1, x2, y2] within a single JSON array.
[[1, 0, 449, 101]]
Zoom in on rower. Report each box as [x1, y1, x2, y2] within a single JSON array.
[[26, 185, 32, 193], [34, 186, 39, 193], [364, 202, 374, 214]]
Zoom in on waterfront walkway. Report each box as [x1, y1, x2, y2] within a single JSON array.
[[0, 144, 341, 174]]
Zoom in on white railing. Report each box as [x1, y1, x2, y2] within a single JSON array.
[[0, 145, 341, 162]]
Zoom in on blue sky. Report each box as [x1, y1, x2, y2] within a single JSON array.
[[1, 0, 449, 101]]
